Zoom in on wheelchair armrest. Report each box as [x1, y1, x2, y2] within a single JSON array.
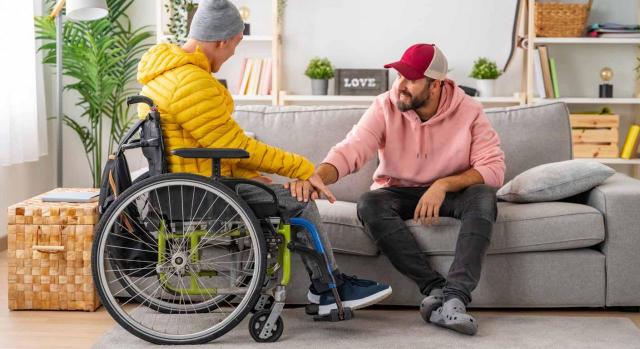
[[221, 178, 281, 219], [172, 148, 250, 160]]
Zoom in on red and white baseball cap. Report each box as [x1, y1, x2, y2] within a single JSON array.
[[384, 43, 448, 81]]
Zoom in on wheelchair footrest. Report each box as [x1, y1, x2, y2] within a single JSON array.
[[312, 307, 354, 322]]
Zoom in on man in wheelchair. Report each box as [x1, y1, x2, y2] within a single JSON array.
[[135, 0, 391, 319]]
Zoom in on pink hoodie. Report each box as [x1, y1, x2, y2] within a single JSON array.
[[323, 79, 505, 190]]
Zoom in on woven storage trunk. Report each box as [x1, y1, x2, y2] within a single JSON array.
[[7, 188, 101, 311], [535, 0, 592, 37], [570, 114, 620, 158]]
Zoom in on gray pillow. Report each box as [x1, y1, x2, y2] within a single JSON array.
[[497, 160, 615, 203]]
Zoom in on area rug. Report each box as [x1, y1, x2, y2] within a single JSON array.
[[93, 308, 640, 348]]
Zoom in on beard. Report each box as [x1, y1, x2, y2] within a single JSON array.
[[397, 89, 429, 112]]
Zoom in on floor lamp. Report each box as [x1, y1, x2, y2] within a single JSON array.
[[50, 0, 109, 187]]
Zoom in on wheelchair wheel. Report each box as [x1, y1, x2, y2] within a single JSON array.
[[93, 173, 266, 345]]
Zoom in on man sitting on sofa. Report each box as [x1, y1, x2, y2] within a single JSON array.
[[298, 44, 505, 335]]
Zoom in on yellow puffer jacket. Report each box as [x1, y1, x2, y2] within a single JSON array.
[[136, 43, 314, 180]]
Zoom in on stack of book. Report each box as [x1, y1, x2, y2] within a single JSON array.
[[588, 23, 640, 38], [532, 45, 560, 99], [236, 57, 272, 96]]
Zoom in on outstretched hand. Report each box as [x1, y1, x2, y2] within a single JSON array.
[[284, 173, 336, 203]]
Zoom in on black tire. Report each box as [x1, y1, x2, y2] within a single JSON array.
[[249, 310, 284, 343], [93, 173, 267, 345]]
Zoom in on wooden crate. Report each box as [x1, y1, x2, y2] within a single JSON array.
[[7, 188, 101, 311], [570, 114, 619, 158]]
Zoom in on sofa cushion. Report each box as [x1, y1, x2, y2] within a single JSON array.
[[316, 200, 604, 257], [315, 200, 379, 256], [485, 102, 573, 183], [409, 201, 605, 255]]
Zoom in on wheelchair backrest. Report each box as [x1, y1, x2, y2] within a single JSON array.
[[98, 96, 168, 214]]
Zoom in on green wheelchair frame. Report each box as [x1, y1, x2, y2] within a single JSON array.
[[156, 220, 293, 297]]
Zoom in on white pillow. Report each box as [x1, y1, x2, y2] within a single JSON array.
[[497, 160, 615, 203]]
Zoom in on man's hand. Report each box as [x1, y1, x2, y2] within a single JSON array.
[[414, 180, 448, 225], [284, 173, 336, 203]]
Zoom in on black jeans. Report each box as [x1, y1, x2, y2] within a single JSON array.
[[357, 184, 497, 304]]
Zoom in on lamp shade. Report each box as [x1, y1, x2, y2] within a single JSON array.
[[66, 0, 109, 21]]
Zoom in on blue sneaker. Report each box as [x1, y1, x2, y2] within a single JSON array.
[[318, 277, 392, 316], [307, 275, 379, 304]]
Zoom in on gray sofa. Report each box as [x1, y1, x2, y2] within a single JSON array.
[[234, 101, 640, 309]]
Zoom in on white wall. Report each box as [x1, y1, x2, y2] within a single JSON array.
[[281, 0, 521, 96]]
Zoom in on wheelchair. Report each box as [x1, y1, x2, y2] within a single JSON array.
[[92, 96, 354, 345]]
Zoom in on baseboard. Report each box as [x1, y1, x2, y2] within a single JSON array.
[[0, 234, 7, 251]]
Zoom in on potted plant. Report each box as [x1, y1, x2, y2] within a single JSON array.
[[36, 0, 154, 187], [186, 1, 198, 31], [305, 57, 334, 95], [469, 57, 502, 97]]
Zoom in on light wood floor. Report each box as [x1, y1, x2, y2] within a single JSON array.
[[1, 249, 639, 348]]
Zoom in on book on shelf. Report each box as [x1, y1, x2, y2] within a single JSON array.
[[538, 46, 553, 98], [236, 58, 248, 94], [598, 33, 640, 38], [247, 58, 263, 95], [588, 22, 640, 37], [549, 57, 560, 98], [259, 58, 272, 96], [621, 124, 640, 159], [236, 57, 272, 96], [238, 58, 253, 95], [533, 48, 546, 98]]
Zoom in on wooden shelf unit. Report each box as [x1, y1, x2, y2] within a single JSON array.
[[155, 0, 282, 106], [525, 0, 640, 169]]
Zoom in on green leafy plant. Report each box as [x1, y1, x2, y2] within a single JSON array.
[[35, 0, 154, 187], [305, 57, 334, 80], [165, 0, 195, 45], [277, 0, 287, 23], [469, 57, 502, 80]]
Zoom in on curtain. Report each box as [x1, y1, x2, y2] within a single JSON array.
[[0, 0, 48, 166]]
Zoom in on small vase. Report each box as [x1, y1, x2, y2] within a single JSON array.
[[311, 79, 329, 95], [475, 79, 496, 97]]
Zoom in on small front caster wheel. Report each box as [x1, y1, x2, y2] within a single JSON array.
[[249, 310, 284, 342]]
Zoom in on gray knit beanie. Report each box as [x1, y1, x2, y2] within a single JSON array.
[[189, 0, 245, 41]]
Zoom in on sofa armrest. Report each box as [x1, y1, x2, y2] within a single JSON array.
[[583, 173, 640, 306]]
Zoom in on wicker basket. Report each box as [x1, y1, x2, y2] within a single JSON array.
[[535, 0, 592, 37], [7, 188, 101, 311]]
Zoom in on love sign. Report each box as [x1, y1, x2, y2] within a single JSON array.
[[335, 69, 389, 96], [344, 78, 377, 88]]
